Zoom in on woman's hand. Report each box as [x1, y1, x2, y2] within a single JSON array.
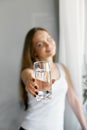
[[21, 68, 56, 97], [82, 125, 87, 130], [82, 127, 87, 130], [25, 77, 55, 97]]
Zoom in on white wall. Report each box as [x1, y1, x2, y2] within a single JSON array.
[[0, 0, 58, 129]]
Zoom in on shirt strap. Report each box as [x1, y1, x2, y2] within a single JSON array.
[[56, 63, 66, 78]]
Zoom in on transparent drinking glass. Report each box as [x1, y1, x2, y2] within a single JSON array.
[[34, 61, 52, 102]]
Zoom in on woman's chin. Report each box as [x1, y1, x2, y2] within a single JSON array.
[[48, 50, 56, 56], [46, 52, 56, 58]]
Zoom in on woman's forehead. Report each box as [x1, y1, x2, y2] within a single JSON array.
[[33, 30, 50, 43]]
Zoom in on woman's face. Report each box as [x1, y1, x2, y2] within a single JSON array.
[[33, 30, 56, 61]]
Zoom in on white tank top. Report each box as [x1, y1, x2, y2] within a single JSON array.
[[21, 63, 68, 130]]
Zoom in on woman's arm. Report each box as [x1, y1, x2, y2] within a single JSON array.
[[21, 68, 38, 97], [62, 64, 87, 130], [21, 69, 34, 85]]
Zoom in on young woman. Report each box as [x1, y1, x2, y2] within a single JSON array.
[[19, 27, 87, 130]]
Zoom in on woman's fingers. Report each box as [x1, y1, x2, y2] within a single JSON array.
[[25, 77, 55, 97], [26, 84, 38, 97], [26, 86, 38, 97], [25, 78, 39, 97]]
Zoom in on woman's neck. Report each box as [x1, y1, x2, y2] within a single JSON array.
[[39, 57, 53, 63], [39, 57, 55, 69]]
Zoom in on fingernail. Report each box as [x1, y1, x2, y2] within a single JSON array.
[[34, 86, 37, 89], [35, 92, 38, 95], [32, 78, 35, 82]]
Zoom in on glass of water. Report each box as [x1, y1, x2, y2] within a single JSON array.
[[34, 61, 52, 101]]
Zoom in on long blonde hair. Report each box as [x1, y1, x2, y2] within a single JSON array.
[[20, 27, 56, 110]]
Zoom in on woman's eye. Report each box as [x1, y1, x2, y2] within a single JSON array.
[[37, 42, 43, 48]]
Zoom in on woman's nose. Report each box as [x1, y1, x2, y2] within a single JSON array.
[[45, 42, 52, 49], [45, 41, 50, 46]]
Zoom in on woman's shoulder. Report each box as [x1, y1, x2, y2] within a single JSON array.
[[55, 62, 70, 77], [55, 62, 67, 69]]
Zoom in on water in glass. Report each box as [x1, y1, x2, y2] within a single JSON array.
[[34, 61, 52, 101]]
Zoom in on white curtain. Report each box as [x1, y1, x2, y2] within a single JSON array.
[[84, 0, 87, 74], [59, 0, 85, 130]]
